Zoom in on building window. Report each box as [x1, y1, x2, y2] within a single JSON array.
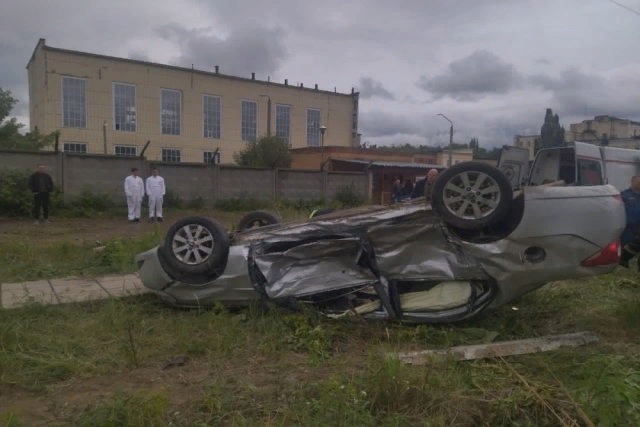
[[204, 151, 221, 164], [241, 100, 257, 141], [306, 109, 321, 147], [161, 89, 181, 135], [275, 104, 291, 144], [114, 145, 137, 157], [62, 77, 86, 128], [113, 83, 136, 132], [203, 95, 221, 139], [63, 142, 88, 153], [162, 148, 181, 163]]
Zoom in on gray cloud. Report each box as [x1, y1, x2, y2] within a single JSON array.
[[359, 111, 421, 137], [156, 23, 288, 77], [358, 77, 395, 100], [529, 67, 640, 119], [128, 50, 151, 62], [417, 50, 523, 101]]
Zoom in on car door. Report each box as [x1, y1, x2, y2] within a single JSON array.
[[497, 146, 530, 189], [574, 142, 605, 186]]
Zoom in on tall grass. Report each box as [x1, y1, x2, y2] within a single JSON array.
[[1, 272, 639, 425]]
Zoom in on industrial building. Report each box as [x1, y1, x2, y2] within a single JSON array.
[[26, 38, 360, 163]]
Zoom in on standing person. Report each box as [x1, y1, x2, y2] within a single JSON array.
[[124, 167, 144, 222], [392, 177, 404, 203], [146, 167, 166, 222], [619, 175, 640, 265], [28, 163, 54, 224], [403, 179, 414, 197], [424, 168, 439, 202], [410, 168, 439, 201]]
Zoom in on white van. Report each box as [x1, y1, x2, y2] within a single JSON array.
[[498, 141, 640, 191]]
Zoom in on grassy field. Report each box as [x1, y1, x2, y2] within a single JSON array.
[[0, 211, 639, 426]]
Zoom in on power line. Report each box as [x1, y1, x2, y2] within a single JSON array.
[[608, 0, 640, 16]]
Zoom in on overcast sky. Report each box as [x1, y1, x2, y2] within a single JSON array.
[[2, 0, 640, 148]]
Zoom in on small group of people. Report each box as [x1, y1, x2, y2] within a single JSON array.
[[124, 167, 166, 222], [392, 168, 439, 203]]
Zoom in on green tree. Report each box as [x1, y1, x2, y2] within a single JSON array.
[[234, 136, 292, 168], [539, 108, 565, 152], [0, 87, 58, 151]]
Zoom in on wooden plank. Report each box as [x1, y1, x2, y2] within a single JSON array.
[[389, 331, 599, 364]]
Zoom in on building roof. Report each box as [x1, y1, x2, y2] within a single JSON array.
[[26, 38, 358, 98], [330, 159, 444, 169]]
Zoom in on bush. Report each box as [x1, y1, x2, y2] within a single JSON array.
[[278, 198, 326, 212], [0, 169, 64, 217], [0, 169, 33, 217], [215, 197, 273, 212], [0, 169, 118, 218], [162, 190, 184, 209], [334, 184, 365, 208]]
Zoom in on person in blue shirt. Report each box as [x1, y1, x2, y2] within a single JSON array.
[[619, 175, 640, 267]]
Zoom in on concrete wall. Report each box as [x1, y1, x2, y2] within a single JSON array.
[[27, 39, 359, 164], [0, 150, 368, 205]]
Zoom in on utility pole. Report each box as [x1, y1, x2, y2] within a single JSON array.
[[102, 120, 108, 154], [319, 125, 327, 170], [437, 113, 453, 166]]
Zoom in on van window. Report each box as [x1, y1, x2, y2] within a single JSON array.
[[576, 159, 603, 186]]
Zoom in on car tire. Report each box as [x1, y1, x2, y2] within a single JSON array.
[[158, 216, 230, 285], [431, 161, 513, 230], [309, 207, 336, 219], [236, 210, 282, 232]]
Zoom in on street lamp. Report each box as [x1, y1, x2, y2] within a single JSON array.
[[437, 113, 453, 167], [319, 125, 327, 170], [259, 94, 272, 137]]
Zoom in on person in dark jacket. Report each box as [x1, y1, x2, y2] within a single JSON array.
[[28, 164, 54, 224], [619, 176, 640, 267], [410, 168, 439, 202]]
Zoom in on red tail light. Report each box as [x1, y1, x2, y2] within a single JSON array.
[[581, 240, 621, 267]]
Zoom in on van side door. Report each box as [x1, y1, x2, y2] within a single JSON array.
[[600, 146, 640, 192]]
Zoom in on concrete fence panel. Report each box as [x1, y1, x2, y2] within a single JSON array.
[[149, 162, 215, 204], [0, 150, 370, 205], [325, 172, 369, 200], [62, 154, 145, 204], [216, 166, 275, 200], [277, 169, 324, 200]]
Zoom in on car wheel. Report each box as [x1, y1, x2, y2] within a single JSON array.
[[309, 207, 336, 219], [236, 210, 282, 232], [431, 161, 513, 230], [159, 216, 230, 284]]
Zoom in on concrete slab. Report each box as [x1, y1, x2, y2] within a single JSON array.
[[50, 278, 109, 303], [1, 280, 57, 309], [95, 274, 148, 298]]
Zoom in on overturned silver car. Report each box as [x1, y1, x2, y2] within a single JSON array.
[[136, 160, 625, 323]]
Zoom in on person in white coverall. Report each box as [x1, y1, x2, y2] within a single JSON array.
[[146, 167, 166, 222], [124, 167, 144, 222]]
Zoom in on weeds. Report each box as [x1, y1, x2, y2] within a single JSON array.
[[74, 390, 169, 427], [0, 232, 162, 283]]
